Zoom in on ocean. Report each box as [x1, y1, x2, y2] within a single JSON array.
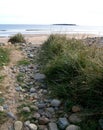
[[0, 24, 103, 37]]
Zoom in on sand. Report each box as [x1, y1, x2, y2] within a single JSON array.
[[0, 33, 99, 44]]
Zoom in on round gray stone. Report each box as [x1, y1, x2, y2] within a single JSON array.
[[14, 121, 23, 130], [51, 99, 61, 107], [66, 125, 80, 130]]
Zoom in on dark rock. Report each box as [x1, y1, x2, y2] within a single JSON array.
[[57, 117, 69, 129], [99, 119, 103, 129], [7, 112, 17, 120]]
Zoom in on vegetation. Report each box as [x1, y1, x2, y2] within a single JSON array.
[[0, 48, 10, 67], [39, 34, 103, 109], [38, 34, 103, 129], [17, 59, 30, 66], [8, 33, 26, 44]]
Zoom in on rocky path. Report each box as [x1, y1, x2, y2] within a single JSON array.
[[0, 43, 82, 130]]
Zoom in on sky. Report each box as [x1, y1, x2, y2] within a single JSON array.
[[0, 0, 103, 25]]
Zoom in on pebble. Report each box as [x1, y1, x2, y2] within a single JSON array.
[[34, 73, 46, 81], [72, 105, 81, 113], [30, 88, 36, 93], [99, 119, 103, 129], [39, 117, 50, 125], [24, 120, 30, 126], [33, 112, 41, 119], [7, 112, 17, 120], [38, 125, 48, 130], [37, 103, 46, 109], [15, 86, 22, 91], [51, 99, 61, 107], [69, 114, 81, 123], [57, 117, 69, 129], [14, 121, 23, 130], [28, 123, 37, 130], [46, 107, 55, 114], [66, 125, 81, 130], [23, 107, 31, 112], [0, 106, 4, 111], [49, 122, 58, 130]]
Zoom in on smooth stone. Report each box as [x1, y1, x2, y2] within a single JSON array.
[[8, 126, 14, 130], [7, 112, 17, 120], [14, 121, 23, 130], [51, 99, 61, 107], [34, 73, 46, 81], [49, 122, 58, 130], [33, 112, 41, 119], [69, 114, 81, 123], [3, 104, 9, 109], [15, 86, 22, 91], [24, 120, 30, 126], [46, 107, 55, 114], [99, 119, 103, 129], [0, 106, 4, 111], [72, 105, 81, 113], [37, 103, 46, 109], [28, 54, 34, 58], [39, 117, 50, 125], [38, 125, 48, 130], [28, 123, 37, 130], [57, 117, 69, 129], [66, 125, 80, 130], [30, 88, 36, 93], [23, 107, 31, 112]]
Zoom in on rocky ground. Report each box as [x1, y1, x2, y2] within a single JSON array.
[[0, 41, 102, 130]]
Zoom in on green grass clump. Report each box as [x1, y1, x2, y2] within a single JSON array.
[[0, 111, 8, 124], [0, 48, 10, 66], [8, 33, 26, 44], [16, 73, 25, 83], [39, 34, 103, 109], [17, 59, 30, 66]]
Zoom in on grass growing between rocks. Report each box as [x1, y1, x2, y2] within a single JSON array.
[[17, 59, 30, 66], [0, 48, 10, 67], [38, 34, 103, 129]]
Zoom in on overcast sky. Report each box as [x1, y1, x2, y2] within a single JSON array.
[[0, 0, 103, 25]]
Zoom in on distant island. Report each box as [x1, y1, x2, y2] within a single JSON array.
[[53, 24, 76, 26]]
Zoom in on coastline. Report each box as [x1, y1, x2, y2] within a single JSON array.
[[0, 33, 102, 45]]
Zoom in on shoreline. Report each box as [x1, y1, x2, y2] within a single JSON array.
[[0, 33, 102, 44]]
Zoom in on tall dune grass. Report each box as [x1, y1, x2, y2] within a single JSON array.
[[39, 34, 103, 109]]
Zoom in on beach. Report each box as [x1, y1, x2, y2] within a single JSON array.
[[0, 33, 99, 45]]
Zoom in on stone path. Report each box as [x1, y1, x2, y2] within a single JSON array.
[[0, 43, 82, 130]]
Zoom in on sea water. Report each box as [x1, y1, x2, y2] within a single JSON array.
[[0, 24, 103, 37]]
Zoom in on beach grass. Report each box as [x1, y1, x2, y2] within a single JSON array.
[[39, 34, 103, 109], [0, 48, 10, 67], [8, 33, 26, 44]]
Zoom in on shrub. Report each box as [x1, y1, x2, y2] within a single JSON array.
[[39, 34, 103, 110], [8, 33, 26, 44]]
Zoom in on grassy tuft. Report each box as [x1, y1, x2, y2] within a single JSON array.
[[0, 48, 10, 67], [17, 59, 30, 66], [8, 33, 26, 44], [39, 34, 103, 109]]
